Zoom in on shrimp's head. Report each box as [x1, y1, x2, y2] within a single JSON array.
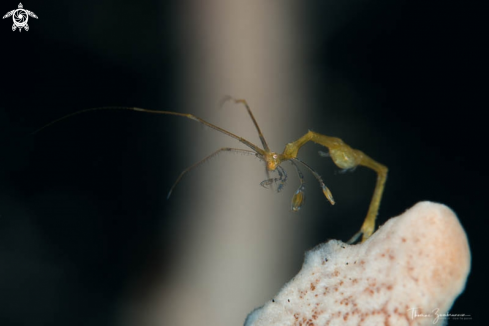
[[265, 152, 284, 171]]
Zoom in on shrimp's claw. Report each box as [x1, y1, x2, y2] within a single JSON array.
[[260, 179, 274, 189], [291, 186, 306, 212], [322, 185, 335, 205]]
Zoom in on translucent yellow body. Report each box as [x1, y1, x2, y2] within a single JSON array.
[[35, 97, 387, 243], [277, 131, 387, 242]]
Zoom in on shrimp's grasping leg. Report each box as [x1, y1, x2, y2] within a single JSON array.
[[291, 157, 335, 206], [289, 160, 306, 212], [281, 131, 388, 242], [259, 165, 287, 193]]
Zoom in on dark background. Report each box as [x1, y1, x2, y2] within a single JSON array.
[[0, 0, 484, 325]]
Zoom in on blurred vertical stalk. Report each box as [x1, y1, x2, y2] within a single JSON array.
[[127, 1, 314, 325]]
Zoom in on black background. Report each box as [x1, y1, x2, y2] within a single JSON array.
[[0, 1, 484, 325]]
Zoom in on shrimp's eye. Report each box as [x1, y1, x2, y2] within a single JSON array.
[[291, 186, 305, 212]]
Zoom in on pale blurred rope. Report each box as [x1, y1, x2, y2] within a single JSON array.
[[120, 1, 313, 325]]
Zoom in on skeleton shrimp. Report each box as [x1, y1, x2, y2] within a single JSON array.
[[34, 96, 388, 243]]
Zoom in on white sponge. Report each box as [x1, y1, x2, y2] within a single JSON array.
[[245, 202, 471, 326]]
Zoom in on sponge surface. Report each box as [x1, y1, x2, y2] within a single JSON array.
[[245, 202, 471, 326]]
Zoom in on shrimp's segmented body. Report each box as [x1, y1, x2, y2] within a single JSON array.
[[35, 97, 387, 243]]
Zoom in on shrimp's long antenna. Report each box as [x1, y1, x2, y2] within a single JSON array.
[[167, 147, 257, 199], [291, 158, 335, 205], [32, 107, 266, 155], [31, 107, 132, 135], [220, 96, 271, 153]]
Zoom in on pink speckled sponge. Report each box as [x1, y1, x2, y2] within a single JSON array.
[[245, 202, 471, 326]]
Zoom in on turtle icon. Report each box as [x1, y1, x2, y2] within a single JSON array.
[[3, 3, 38, 32]]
